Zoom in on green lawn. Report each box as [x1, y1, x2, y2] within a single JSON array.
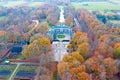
[[72, 2, 120, 12], [110, 20, 120, 24], [0, 1, 25, 7], [58, 5, 64, 9], [0, 16, 6, 21], [0, 1, 44, 7], [110, 0, 120, 3], [28, 2, 44, 7], [109, 20, 120, 28]]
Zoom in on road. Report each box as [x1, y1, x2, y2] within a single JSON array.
[[59, 9, 65, 23], [53, 8, 69, 62], [74, 18, 82, 31], [9, 63, 21, 80], [52, 41, 69, 80], [52, 41, 69, 63]]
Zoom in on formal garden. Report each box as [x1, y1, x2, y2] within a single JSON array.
[[0, 64, 16, 80], [14, 64, 38, 79]]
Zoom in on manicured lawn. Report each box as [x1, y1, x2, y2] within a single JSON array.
[[108, 20, 120, 28], [58, 5, 64, 9], [0, 1, 25, 7], [0, 1, 44, 7], [110, 20, 120, 24], [0, 16, 6, 21], [72, 2, 120, 12], [110, 0, 120, 3], [28, 2, 44, 7]]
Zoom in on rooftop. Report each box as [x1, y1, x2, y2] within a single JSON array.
[[52, 25, 71, 29]]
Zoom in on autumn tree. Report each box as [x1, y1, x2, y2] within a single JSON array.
[[70, 65, 86, 76], [30, 33, 44, 43], [103, 57, 118, 79], [0, 31, 8, 49], [34, 22, 50, 35], [58, 62, 70, 77], [60, 51, 86, 79], [46, 5, 60, 25], [114, 42, 120, 59], [77, 72, 90, 80], [85, 57, 102, 75], [68, 32, 89, 52], [71, 51, 84, 63], [77, 42, 90, 59], [65, 13, 74, 27], [62, 51, 84, 63], [22, 37, 51, 58], [35, 52, 55, 80]]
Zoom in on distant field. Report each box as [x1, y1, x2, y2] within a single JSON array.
[[110, 0, 120, 3], [0, 16, 6, 21], [109, 20, 120, 26], [28, 2, 44, 7], [58, 5, 64, 9], [0, 1, 44, 7], [0, 1, 25, 7], [110, 20, 120, 24], [72, 2, 120, 12], [106, 20, 120, 28]]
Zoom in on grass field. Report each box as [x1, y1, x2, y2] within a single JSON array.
[[110, 20, 120, 24], [72, 2, 120, 12], [0, 16, 6, 21], [0, 1, 26, 7], [0, 1, 44, 7], [110, 0, 120, 3], [58, 5, 64, 9], [28, 2, 44, 7], [109, 20, 120, 28]]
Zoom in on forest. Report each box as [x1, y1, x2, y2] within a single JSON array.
[[0, 0, 120, 80]]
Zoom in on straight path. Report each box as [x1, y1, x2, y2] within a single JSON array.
[[74, 18, 82, 31], [9, 63, 21, 80], [52, 41, 68, 62]]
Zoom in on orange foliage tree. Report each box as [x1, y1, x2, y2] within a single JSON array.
[[103, 58, 118, 79], [77, 72, 90, 80], [22, 37, 51, 58]]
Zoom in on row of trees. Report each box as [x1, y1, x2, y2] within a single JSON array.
[[20, 4, 60, 80], [58, 8, 120, 80], [64, 6, 75, 27], [22, 37, 57, 80]]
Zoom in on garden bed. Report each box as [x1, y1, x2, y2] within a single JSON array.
[[15, 64, 38, 79], [0, 64, 16, 79]]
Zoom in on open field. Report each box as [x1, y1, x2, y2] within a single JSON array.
[[0, 1, 26, 7], [58, 5, 64, 9], [0, 16, 6, 21], [0, 1, 44, 7], [110, 0, 120, 3], [110, 20, 120, 24], [72, 2, 120, 12], [108, 20, 120, 28], [28, 2, 44, 7]]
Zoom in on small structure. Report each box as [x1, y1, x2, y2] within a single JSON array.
[[47, 25, 75, 41], [9, 45, 23, 58]]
